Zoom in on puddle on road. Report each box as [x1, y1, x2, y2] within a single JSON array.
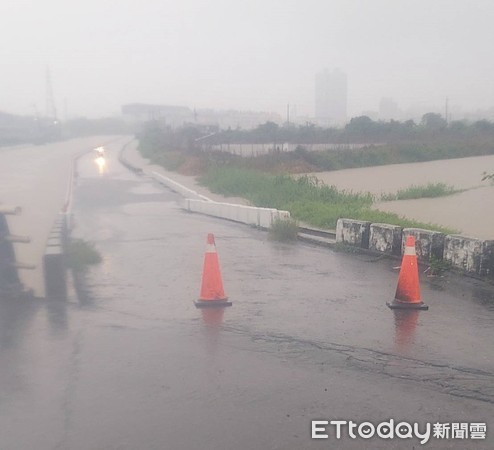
[[121, 201, 181, 216], [75, 179, 172, 210], [68, 156, 494, 411]]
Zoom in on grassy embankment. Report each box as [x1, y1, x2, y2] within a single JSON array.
[[199, 167, 457, 233], [137, 135, 462, 233]]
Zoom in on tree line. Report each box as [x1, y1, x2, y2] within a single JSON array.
[[138, 113, 494, 175], [139, 113, 494, 150]]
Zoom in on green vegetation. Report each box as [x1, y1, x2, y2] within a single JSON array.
[[136, 116, 482, 235], [380, 183, 461, 201], [137, 114, 494, 175], [199, 168, 456, 233], [425, 256, 452, 276], [291, 142, 490, 171], [268, 218, 299, 242], [67, 239, 102, 272], [149, 150, 186, 171]]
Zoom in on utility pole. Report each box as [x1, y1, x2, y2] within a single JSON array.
[[445, 97, 449, 124], [286, 103, 290, 125]]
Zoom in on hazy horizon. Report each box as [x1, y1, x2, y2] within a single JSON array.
[[2, 0, 494, 120]]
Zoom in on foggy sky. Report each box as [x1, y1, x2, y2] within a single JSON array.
[[1, 0, 493, 119]]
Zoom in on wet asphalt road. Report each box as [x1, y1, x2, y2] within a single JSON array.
[[1, 145, 494, 449], [0, 136, 127, 296]]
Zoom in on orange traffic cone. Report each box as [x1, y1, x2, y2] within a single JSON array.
[[387, 236, 428, 310], [194, 234, 232, 308]]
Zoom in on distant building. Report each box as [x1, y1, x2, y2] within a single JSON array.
[[379, 97, 401, 121], [314, 68, 347, 125]]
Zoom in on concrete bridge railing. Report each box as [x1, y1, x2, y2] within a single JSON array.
[[336, 218, 494, 278], [43, 213, 68, 300]]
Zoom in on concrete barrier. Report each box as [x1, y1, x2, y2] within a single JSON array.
[[443, 235, 494, 277], [335, 217, 494, 279], [151, 171, 211, 201], [118, 140, 143, 174], [369, 223, 403, 255], [43, 214, 68, 300], [184, 199, 290, 229], [402, 228, 445, 261], [47, 236, 63, 247], [336, 219, 371, 248], [43, 245, 67, 300]]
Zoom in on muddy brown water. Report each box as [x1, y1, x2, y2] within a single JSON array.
[[309, 155, 494, 239]]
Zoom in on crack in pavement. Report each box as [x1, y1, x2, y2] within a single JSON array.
[[221, 325, 494, 405]]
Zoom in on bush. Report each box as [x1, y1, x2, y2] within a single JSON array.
[[268, 218, 299, 242], [67, 239, 102, 272], [380, 183, 461, 201]]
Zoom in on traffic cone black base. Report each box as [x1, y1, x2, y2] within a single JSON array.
[[387, 300, 429, 310], [194, 299, 232, 308]]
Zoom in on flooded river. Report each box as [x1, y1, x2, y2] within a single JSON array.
[[311, 155, 494, 238]]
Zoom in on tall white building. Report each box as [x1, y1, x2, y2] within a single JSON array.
[[314, 68, 347, 125]]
